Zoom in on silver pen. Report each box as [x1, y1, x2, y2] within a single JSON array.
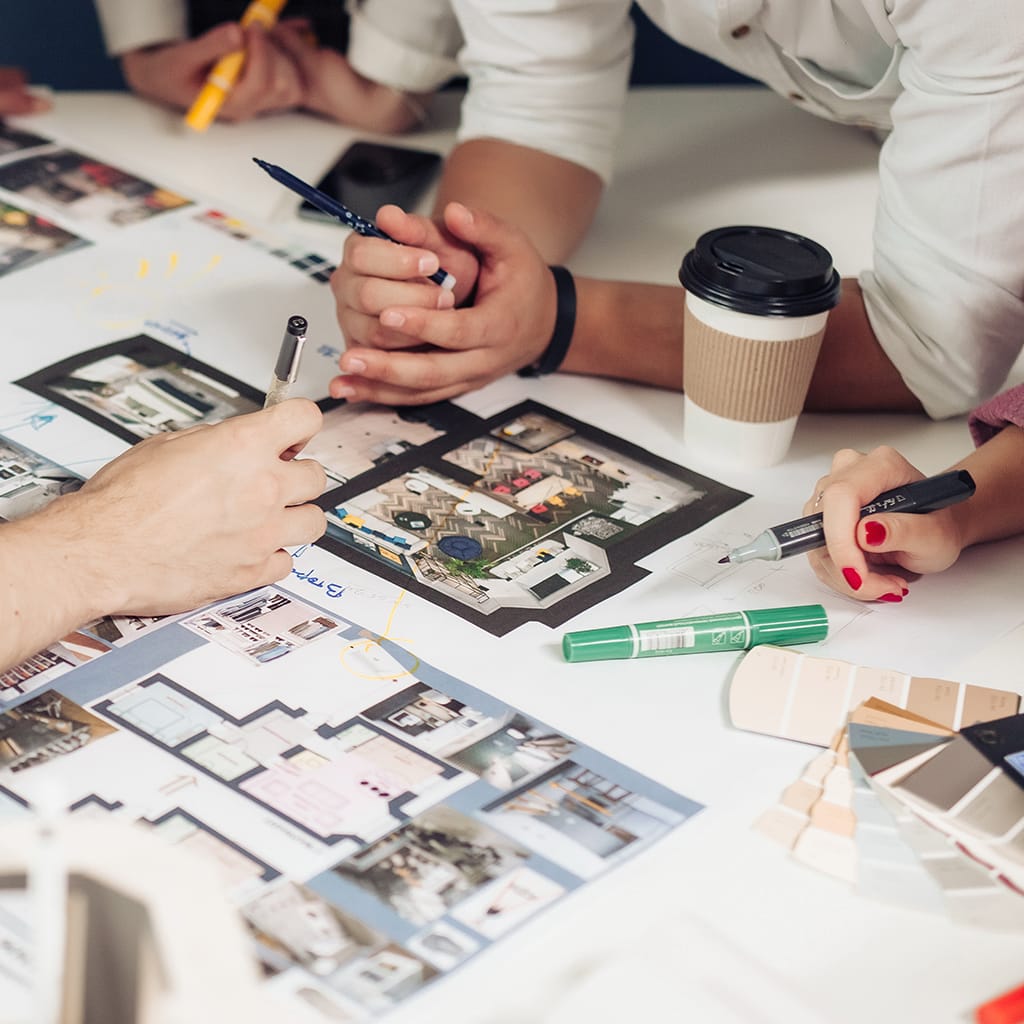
[[264, 315, 308, 407]]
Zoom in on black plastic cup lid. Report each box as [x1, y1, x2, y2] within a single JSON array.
[[679, 225, 841, 317]]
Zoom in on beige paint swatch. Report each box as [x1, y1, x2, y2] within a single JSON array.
[[729, 645, 1020, 747]]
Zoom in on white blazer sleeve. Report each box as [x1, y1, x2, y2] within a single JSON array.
[[860, 0, 1024, 418], [93, 0, 188, 55]]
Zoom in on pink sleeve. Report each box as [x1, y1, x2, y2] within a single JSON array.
[[969, 383, 1024, 446]]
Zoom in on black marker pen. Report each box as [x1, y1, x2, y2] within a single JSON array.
[[719, 470, 976, 564]]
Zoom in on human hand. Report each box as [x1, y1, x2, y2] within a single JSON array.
[[272, 22, 428, 132], [59, 400, 326, 615], [330, 201, 556, 404], [121, 22, 303, 120], [804, 446, 966, 602], [0, 67, 51, 116]]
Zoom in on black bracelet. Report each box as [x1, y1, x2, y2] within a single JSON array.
[[518, 265, 577, 377]]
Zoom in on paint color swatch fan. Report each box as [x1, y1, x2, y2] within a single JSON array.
[[0, 798, 273, 1024], [729, 645, 1024, 928]]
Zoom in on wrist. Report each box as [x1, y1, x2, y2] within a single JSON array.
[[35, 490, 129, 620], [518, 266, 576, 377]]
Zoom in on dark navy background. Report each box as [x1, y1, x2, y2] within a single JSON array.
[[0, 2, 753, 91]]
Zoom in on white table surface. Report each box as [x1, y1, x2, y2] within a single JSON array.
[[16, 86, 1024, 1024]]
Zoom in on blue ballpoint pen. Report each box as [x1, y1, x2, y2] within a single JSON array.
[[253, 157, 456, 290]]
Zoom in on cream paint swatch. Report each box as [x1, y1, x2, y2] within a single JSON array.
[[757, 701, 952, 886], [729, 645, 1021, 748]]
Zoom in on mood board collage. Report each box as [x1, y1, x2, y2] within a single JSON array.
[[3, 115, 1024, 1020], [0, 118, 754, 1020]]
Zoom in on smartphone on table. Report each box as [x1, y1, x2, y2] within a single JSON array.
[[298, 141, 443, 223]]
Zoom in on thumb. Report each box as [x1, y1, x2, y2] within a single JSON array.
[[857, 512, 961, 575], [442, 201, 524, 261], [183, 22, 244, 67]]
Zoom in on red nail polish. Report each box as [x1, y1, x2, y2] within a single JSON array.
[[864, 521, 887, 546], [878, 593, 903, 603], [901, 587, 909, 596], [842, 567, 862, 591]]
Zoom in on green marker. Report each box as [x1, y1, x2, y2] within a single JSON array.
[[561, 604, 828, 663]]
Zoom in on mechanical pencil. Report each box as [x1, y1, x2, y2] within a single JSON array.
[[184, 0, 288, 132], [252, 157, 456, 291], [264, 314, 307, 407], [562, 604, 828, 663], [719, 469, 976, 565]]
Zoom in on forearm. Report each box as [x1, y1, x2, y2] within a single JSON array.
[[561, 278, 683, 388], [805, 280, 921, 413], [435, 140, 603, 263], [0, 494, 119, 673], [949, 425, 1024, 549]]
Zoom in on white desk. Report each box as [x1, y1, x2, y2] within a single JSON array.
[[13, 87, 1024, 1024]]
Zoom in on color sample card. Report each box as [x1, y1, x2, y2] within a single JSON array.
[[729, 645, 1020, 748], [195, 209, 337, 284]]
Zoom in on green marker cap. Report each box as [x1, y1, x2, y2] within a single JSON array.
[[562, 625, 636, 663], [745, 604, 829, 647]]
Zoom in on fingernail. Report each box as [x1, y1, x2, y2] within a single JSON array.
[[29, 95, 52, 113], [841, 567, 862, 591], [380, 310, 405, 328], [343, 356, 366, 374], [437, 289, 455, 310], [878, 593, 903, 603], [863, 521, 887, 546], [329, 378, 354, 398], [418, 255, 439, 276], [901, 586, 909, 596]]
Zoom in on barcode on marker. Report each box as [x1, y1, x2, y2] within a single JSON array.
[[639, 627, 696, 652]]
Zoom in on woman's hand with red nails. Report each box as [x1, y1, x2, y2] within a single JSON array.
[[802, 446, 966, 601]]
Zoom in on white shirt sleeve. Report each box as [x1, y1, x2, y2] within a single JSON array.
[[346, 0, 463, 94], [93, 0, 188, 56], [450, 0, 635, 183], [860, 0, 1024, 418]]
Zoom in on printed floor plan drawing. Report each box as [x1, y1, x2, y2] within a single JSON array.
[[0, 583, 702, 1019]]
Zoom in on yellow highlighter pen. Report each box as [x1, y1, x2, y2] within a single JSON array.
[[184, 0, 289, 132]]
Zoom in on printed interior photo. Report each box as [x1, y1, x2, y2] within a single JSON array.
[[244, 882, 437, 1013], [481, 761, 690, 878], [319, 400, 750, 635], [332, 805, 529, 927], [183, 587, 339, 665], [442, 712, 576, 790], [0, 433, 82, 522], [15, 335, 263, 443], [0, 123, 50, 157], [0, 613, 169, 706], [0, 690, 115, 773], [0, 148, 190, 227], [0, 201, 90, 278]]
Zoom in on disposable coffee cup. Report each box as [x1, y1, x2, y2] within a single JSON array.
[[679, 225, 841, 468]]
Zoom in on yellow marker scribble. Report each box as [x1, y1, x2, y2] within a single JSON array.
[[166, 251, 179, 276], [338, 591, 420, 681], [136, 258, 150, 280]]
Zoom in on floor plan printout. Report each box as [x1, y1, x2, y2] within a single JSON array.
[[0, 582, 702, 1019]]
